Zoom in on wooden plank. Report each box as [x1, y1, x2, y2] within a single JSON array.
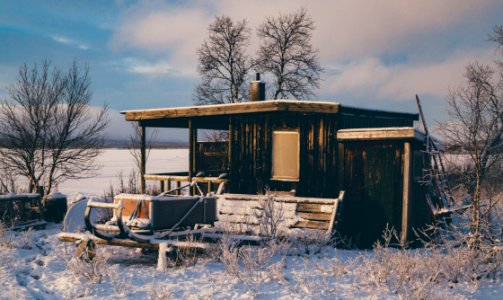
[[217, 194, 338, 205], [291, 220, 329, 230], [327, 191, 344, 234], [140, 125, 146, 194], [58, 232, 210, 250], [123, 100, 341, 121], [337, 127, 423, 141], [296, 203, 334, 213], [144, 174, 190, 181], [297, 212, 332, 221], [401, 142, 412, 246], [189, 119, 194, 181]]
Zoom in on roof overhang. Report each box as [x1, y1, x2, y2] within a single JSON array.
[[121, 100, 340, 122], [337, 127, 426, 142]]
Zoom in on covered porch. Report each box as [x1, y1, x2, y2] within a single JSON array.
[[121, 100, 344, 196]]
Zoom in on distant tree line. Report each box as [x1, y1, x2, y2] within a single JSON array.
[[194, 8, 322, 105]]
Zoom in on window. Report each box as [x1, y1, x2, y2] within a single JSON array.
[[272, 130, 300, 180]]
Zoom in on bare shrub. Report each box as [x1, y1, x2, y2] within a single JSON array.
[[350, 224, 503, 299], [148, 285, 175, 300], [0, 222, 13, 248], [290, 230, 331, 255], [219, 237, 285, 297], [13, 228, 34, 249], [68, 244, 109, 284], [254, 194, 285, 238], [171, 236, 203, 268]]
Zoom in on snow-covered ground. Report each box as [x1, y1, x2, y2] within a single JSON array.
[[1, 149, 502, 299], [57, 148, 188, 195], [1, 224, 502, 299]]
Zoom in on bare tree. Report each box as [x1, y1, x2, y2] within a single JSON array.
[[439, 61, 503, 246], [255, 8, 322, 100], [128, 122, 158, 194], [195, 15, 252, 105], [490, 25, 503, 53], [0, 61, 109, 199]]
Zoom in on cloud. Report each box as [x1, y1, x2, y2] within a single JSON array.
[[110, 3, 211, 72], [50, 34, 90, 50], [109, 0, 502, 104], [111, 0, 500, 62], [325, 48, 496, 102], [114, 57, 182, 76]]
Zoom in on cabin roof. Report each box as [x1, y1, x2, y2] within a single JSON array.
[[337, 127, 426, 142], [121, 100, 419, 130], [121, 100, 340, 121]]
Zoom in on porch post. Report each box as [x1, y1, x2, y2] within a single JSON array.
[[401, 141, 412, 246], [140, 124, 146, 194], [188, 119, 197, 195]]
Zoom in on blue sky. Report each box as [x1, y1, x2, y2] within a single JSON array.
[[1, 0, 502, 139]]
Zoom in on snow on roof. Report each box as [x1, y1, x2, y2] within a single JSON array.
[[121, 100, 341, 121]]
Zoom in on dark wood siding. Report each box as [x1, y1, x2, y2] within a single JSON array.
[[229, 112, 339, 198], [338, 141, 404, 247], [339, 107, 417, 129], [195, 142, 229, 174]]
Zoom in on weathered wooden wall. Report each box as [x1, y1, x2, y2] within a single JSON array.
[[338, 141, 405, 247], [196, 141, 229, 173], [228, 112, 339, 198], [190, 109, 428, 246]]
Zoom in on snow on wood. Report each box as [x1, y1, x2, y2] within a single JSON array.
[[58, 232, 210, 250]]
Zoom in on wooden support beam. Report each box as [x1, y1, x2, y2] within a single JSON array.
[[58, 232, 210, 250], [337, 127, 424, 141], [401, 142, 412, 246], [218, 194, 339, 204], [292, 220, 329, 230], [228, 121, 232, 180], [140, 124, 146, 194], [188, 119, 197, 195], [123, 100, 341, 121], [327, 191, 345, 234]]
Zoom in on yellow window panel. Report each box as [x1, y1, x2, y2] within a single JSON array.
[[272, 131, 299, 180]]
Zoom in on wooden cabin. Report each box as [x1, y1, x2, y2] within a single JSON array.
[[121, 93, 434, 247]]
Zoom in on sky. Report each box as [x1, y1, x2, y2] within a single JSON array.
[[1, 0, 502, 140]]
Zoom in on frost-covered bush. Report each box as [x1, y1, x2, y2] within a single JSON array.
[[219, 237, 287, 297]]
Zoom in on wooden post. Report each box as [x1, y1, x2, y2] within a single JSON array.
[[401, 142, 412, 246], [157, 242, 169, 272], [228, 120, 232, 192], [140, 125, 146, 194], [188, 119, 197, 195]]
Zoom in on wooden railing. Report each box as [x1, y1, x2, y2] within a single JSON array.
[[144, 172, 229, 195]]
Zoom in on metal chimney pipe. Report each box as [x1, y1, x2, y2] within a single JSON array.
[[250, 73, 265, 101]]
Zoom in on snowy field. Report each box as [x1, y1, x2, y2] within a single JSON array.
[[1, 149, 502, 299], [57, 148, 188, 196]]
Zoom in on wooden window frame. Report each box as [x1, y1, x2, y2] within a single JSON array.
[[271, 129, 300, 182]]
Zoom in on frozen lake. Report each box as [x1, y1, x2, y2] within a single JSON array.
[[57, 148, 188, 195]]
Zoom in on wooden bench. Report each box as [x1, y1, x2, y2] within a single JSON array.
[[215, 191, 345, 237]]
